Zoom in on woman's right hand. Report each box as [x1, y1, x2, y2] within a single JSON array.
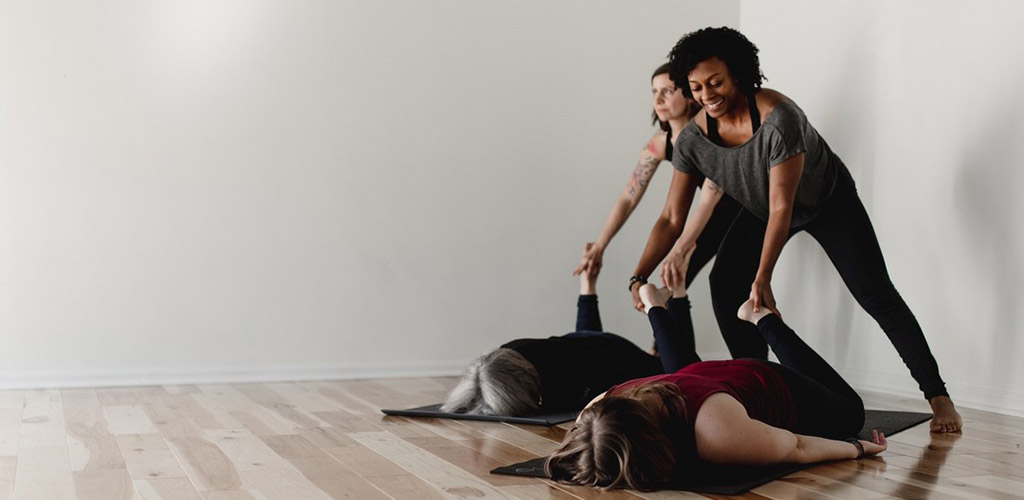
[[572, 242, 604, 278], [659, 244, 695, 292]]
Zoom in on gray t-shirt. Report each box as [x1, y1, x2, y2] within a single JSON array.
[[673, 100, 848, 227]]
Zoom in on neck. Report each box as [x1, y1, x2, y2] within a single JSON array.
[[716, 94, 750, 129], [667, 116, 689, 141]]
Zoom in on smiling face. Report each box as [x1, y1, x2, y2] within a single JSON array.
[[686, 57, 742, 119], [651, 72, 691, 123]]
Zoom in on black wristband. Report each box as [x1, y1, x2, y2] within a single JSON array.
[[845, 438, 865, 458], [628, 275, 647, 292]]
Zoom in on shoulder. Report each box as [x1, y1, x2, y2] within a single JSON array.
[[754, 88, 789, 116], [757, 89, 806, 127], [644, 131, 670, 161], [692, 393, 746, 458], [691, 109, 708, 136]]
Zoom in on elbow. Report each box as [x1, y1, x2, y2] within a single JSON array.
[[777, 434, 804, 464], [660, 212, 685, 232], [768, 203, 794, 221]]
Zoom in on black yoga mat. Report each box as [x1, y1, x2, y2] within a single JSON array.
[[381, 403, 578, 426], [490, 409, 932, 495]]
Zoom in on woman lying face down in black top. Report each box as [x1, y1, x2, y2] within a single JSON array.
[[441, 244, 668, 416]]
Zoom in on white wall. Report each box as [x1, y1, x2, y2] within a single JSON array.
[[0, 1, 740, 387], [740, 0, 1024, 415], [6, 1, 1021, 418]]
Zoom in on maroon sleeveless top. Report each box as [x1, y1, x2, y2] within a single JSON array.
[[608, 359, 797, 431]]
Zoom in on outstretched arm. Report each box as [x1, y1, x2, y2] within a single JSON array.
[[660, 177, 724, 290], [695, 393, 885, 466], [750, 153, 803, 316], [628, 169, 700, 310], [574, 134, 665, 277]]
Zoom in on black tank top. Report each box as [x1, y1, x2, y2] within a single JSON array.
[[665, 126, 673, 162], [706, 93, 760, 147]]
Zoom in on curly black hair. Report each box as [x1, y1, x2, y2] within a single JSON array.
[[667, 27, 766, 99]]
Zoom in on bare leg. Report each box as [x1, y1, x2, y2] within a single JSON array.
[[579, 264, 596, 296]]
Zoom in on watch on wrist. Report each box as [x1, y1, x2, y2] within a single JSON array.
[[628, 275, 648, 291]]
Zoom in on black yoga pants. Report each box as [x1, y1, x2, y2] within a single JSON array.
[[707, 170, 947, 400], [648, 302, 864, 438]]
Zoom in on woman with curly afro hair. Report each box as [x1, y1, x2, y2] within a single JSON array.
[[627, 27, 962, 432]]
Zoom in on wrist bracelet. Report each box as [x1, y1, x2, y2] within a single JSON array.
[[845, 438, 865, 458], [628, 275, 647, 292]]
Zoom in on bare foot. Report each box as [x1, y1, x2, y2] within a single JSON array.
[[929, 396, 963, 433], [737, 298, 773, 325], [638, 284, 671, 313]]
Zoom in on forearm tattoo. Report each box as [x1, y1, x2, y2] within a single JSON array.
[[628, 153, 659, 198]]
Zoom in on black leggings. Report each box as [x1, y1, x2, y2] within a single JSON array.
[[708, 169, 947, 400], [686, 194, 742, 286], [575, 295, 603, 332], [649, 300, 864, 439]]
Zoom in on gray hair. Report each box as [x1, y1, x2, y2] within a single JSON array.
[[440, 348, 542, 416]]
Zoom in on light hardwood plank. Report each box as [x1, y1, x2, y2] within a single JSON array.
[[351, 430, 517, 499], [500, 483, 587, 500], [321, 444, 409, 477], [20, 389, 67, 448], [954, 475, 1024, 499], [12, 445, 76, 500], [62, 388, 127, 471], [166, 435, 243, 492], [754, 470, 891, 500], [0, 456, 17, 500], [97, 388, 142, 406], [258, 434, 324, 459], [404, 435, 537, 486], [117, 433, 188, 481], [74, 468, 135, 500], [105, 406, 159, 435], [134, 477, 203, 500], [233, 385, 329, 429], [241, 468, 331, 500], [365, 474, 450, 500], [204, 428, 291, 472], [0, 392, 24, 456], [229, 409, 297, 436], [204, 490, 264, 500], [287, 456, 393, 500]]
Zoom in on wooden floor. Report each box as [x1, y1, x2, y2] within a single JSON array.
[[0, 378, 1022, 500]]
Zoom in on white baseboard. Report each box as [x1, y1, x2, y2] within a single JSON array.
[[844, 368, 1024, 418], [0, 362, 467, 390]]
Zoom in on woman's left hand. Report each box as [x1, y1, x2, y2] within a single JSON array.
[[860, 429, 888, 456], [749, 279, 782, 318]]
